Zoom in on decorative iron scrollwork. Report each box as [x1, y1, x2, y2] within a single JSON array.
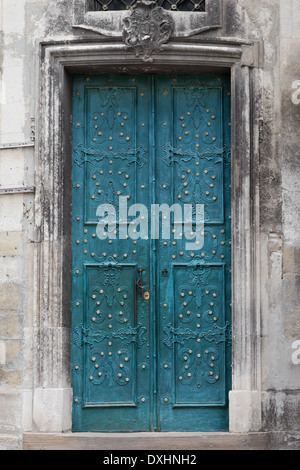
[[122, 0, 174, 62], [73, 322, 147, 349], [163, 321, 231, 348], [89, 0, 205, 12], [73, 143, 147, 168]]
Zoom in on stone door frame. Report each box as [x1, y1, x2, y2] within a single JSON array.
[[30, 38, 263, 433]]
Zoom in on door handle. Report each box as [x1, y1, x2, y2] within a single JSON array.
[[136, 268, 150, 300]]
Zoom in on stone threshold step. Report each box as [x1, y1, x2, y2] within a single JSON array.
[[23, 431, 269, 450]]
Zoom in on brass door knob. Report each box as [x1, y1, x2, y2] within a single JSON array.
[[143, 291, 150, 301]]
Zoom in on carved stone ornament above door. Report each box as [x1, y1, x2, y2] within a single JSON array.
[[122, 1, 174, 62], [73, 0, 222, 60]]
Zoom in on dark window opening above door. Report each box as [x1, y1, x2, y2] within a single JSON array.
[[87, 0, 206, 12]]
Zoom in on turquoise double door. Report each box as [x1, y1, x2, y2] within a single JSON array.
[[71, 73, 231, 432]]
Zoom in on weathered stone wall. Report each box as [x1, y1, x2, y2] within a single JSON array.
[[0, 0, 299, 449]]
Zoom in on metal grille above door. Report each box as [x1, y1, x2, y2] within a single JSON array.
[[88, 0, 205, 12], [71, 73, 231, 432]]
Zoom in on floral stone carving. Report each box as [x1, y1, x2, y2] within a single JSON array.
[[122, 0, 174, 62]]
